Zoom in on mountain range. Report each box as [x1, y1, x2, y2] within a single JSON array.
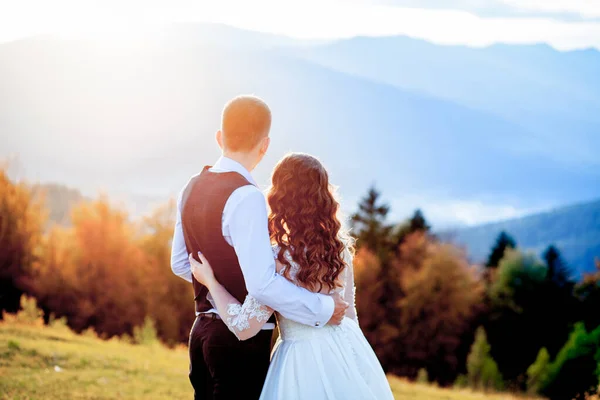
[[448, 198, 600, 277], [1, 22, 598, 239]]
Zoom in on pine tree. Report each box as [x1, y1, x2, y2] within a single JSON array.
[[390, 209, 431, 251], [486, 250, 576, 383], [543, 245, 572, 288], [544, 323, 600, 399], [485, 231, 516, 268], [350, 186, 392, 256], [527, 348, 551, 394], [467, 327, 503, 391], [409, 209, 430, 233]]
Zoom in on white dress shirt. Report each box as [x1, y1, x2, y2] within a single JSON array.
[[170, 156, 335, 328]]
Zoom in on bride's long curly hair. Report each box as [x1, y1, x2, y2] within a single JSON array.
[[267, 153, 349, 292]]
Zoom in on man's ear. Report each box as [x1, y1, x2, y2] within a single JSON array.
[[260, 136, 270, 156], [216, 130, 224, 150]]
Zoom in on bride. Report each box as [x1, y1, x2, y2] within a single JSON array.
[[188, 153, 394, 400]]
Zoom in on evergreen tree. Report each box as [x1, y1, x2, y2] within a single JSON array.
[[390, 209, 431, 251], [543, 322, 600, 399], [409, 209, 430, 233], [485, 231, 516, 268], [486, 250, 576, 384], [527, 348, 551, 395], [350, 186, 392, 256], [467, 327, 504, 391], [543, 245, 572, 288]]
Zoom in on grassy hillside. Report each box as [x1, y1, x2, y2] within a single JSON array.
[[0, 321, 540, 400]]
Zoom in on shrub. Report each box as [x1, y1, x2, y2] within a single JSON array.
[[416, 368, 429, 384], [7, 340, 20, 351], [133, 316, 158, 346], [14, 295, 44, 325], [467, 327, 504, 391], [81, 327, 98, 338], [543, 322, 600, 399], [454, 374, 468, 388], [526, 347, 551, 394], [48, 313, 69, 329], [120, 334, 134, 345]]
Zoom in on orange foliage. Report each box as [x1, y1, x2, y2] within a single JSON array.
[[138, 200, 194, 345], [0, 169, 44, 313], [396, 234, 484, 380], [33, 197, 194, 343], [354, 231, 483, 381], [354, 248, 389, 359]]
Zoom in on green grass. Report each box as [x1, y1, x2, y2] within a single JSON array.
[[1, 322, 189, 399], [1, 321, 540, 400]]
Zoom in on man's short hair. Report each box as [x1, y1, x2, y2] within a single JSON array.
[[221, 95, 272, 152]]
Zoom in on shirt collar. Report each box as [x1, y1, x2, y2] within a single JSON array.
[[212, 156, 258, 186]]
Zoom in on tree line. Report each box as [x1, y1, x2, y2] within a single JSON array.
[[351, 187, 600, 399], [2, 170, 600, 398], [0, 170, 194, 346]]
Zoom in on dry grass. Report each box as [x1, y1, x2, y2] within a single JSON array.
[[388, 377, 542, 400], [1, 321, 544, 399]]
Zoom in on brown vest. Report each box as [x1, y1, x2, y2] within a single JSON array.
[[181, 166, 252, 313]]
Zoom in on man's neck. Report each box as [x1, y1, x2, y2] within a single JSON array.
[[222, 152, 255, 173]]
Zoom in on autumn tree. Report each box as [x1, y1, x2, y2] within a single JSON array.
[[577, 258, 600, 331], [137, 200, 194, 345], [0, 169, 44, 315], [34, 198, 148, 337], [394, 235, 483, 382], [353, 248, 390, 366]]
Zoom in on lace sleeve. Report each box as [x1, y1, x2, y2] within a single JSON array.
[[205, 283, 274, 341], [342, 248, 358, 325], [223, 295, 274, 340]]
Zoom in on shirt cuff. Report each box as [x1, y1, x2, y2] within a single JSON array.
[[314, 293, 335, 328]]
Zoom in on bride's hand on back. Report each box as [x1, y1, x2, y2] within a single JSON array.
[[189, 252, 217, 288]]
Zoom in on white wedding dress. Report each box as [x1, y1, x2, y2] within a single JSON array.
[[220, 246, 394, 400]]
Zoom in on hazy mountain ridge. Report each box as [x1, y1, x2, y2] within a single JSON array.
[[291, 36, 600, 169], [448, 198, 600, 277], [1, 23, 599, 227]]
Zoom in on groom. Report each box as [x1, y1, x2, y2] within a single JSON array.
[[171, 95, 349, 400]]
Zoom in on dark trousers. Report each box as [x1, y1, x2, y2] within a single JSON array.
[[189, 316, 272, 400]]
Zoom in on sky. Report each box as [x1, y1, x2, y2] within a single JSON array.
[[2, 0, 600, 49]]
